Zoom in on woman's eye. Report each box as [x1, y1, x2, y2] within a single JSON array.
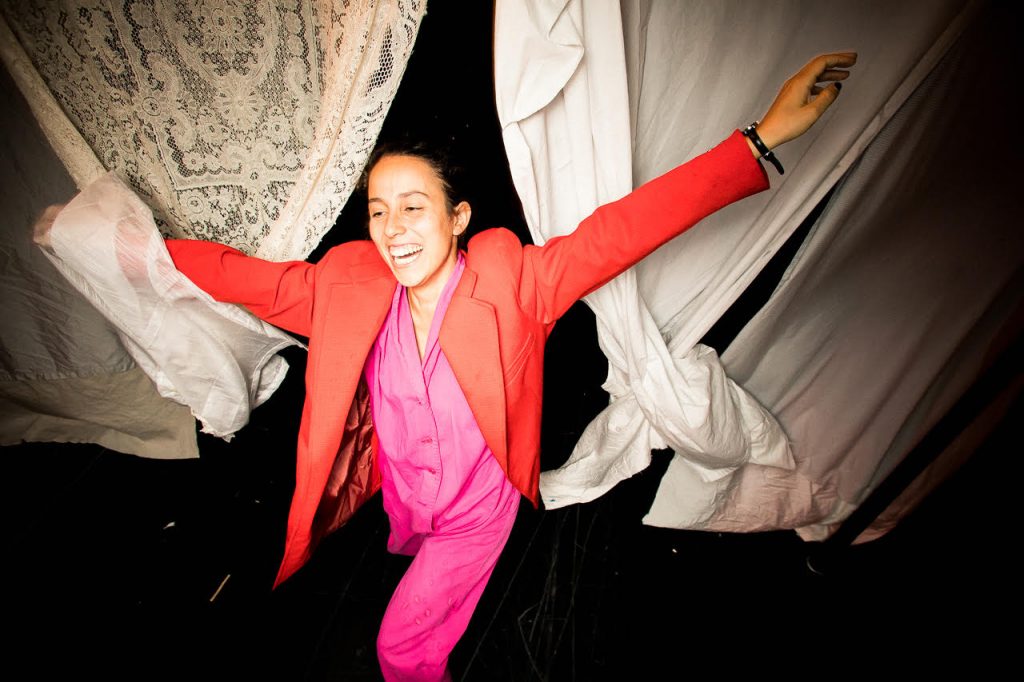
[[370, 211, 384, 219], [405, 206, 422, 212]]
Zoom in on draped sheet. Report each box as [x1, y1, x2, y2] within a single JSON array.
[[0, 63, 198, 458], [42, 172, 304, 440], [623, 0, 987, 533], [0, 1, 425, 455], [494, 0, 1014, 536], [704, 3, 1022, 540], [494, 0, 793, 520]]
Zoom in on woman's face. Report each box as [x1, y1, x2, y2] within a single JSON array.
[[367, 154, 470, 297]]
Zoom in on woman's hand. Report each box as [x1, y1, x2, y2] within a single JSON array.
[[32, 204, 66, 249], [750, 52, 857, 155]]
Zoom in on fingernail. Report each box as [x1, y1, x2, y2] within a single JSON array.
[[835, 81, 843, 91]]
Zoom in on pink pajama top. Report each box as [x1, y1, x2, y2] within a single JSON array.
[[363, 254, 520, 555]]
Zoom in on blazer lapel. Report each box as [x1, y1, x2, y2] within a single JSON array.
[[440, 268, 509, 466]]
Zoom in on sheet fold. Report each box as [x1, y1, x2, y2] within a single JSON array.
[[41, 173, 305, 440]]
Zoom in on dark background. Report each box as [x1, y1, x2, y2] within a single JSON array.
[[5, 2, 1015, 680]]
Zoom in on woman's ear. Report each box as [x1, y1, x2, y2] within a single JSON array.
[[452, 200, 471, 236]]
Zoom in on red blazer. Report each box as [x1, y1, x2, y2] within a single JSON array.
[[166, 130, 768, 586]]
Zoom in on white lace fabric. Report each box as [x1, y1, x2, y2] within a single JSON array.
[[1, 1, 425, 455], [2, 0, 426, 261]]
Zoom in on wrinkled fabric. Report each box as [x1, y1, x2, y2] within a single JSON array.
[[0, 60, 197, 458], [0, 1, 424, 455], [493, 0, 1007, 539], [1, 0, 426, 260], [710, 2, 1023, 541], [41, 173, 305, 439], [494, 0, 792, 522]]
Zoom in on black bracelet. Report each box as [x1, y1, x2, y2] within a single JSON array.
[[742, 122, 784, 175]]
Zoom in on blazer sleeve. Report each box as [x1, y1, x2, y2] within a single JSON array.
[[165, 239, 316, 338], [518, 129, 769, 324]]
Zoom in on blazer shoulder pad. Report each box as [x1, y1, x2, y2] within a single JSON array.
[[317, 240, 390, 284], [466, 227, 524, 256]]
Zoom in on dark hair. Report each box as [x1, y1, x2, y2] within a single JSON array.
[[359, 133, 470, 220]]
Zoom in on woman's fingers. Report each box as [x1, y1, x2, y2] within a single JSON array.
[[797, 54, 857, 89], [32, 204, 65, 249], [814, 52, 858, 72], [796, 57, 855, 92], [816, 68, 852, 84], [808, 80, 842, 117], [805, 54, 856, 114], [756, 52, 857, 149]]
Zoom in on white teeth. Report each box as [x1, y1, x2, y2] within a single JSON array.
[[390, 244, 422, 263]]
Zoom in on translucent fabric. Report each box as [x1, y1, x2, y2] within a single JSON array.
[[0, 1, 426, 454], [493, 0, 1019, 539]]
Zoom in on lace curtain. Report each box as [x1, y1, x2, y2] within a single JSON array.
[[0, 0, 425, 458], [1, 0, 425, 260]]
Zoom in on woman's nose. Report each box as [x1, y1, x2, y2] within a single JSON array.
[[383, 213, 404, 238]]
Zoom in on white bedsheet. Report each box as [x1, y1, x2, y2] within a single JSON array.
[[493, 0, 1016, 538], [41, 173, 304, 440]]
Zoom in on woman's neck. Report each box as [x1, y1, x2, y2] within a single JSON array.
[[405, 248, 458, 317]]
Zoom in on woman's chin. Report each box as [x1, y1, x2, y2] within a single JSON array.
[[394, 272, 422, 289]]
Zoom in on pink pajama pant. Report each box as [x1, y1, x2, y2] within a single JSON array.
[[376, 490, 519, 681]]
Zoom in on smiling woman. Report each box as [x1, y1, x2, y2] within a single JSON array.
[[366, 152, 471, 361], [33, 43, 856, 682], [367, 155, 469, 298]]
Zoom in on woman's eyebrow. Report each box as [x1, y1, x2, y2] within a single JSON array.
[[368, 190, 430, 204]]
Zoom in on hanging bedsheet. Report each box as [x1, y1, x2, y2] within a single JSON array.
[[40, 172, 304, 440], [0, 1, 426, 456], [0, 63, 198, 458], [703, 2, 1022, 541], [494, 0, 1018, 538]]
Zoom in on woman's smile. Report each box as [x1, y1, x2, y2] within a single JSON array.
[[367, 154, 471, 299], [389, 243, 424, 267]]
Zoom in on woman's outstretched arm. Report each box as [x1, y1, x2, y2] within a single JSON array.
[[516, 51, 858, 324], [32, 200, 318, 338]]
